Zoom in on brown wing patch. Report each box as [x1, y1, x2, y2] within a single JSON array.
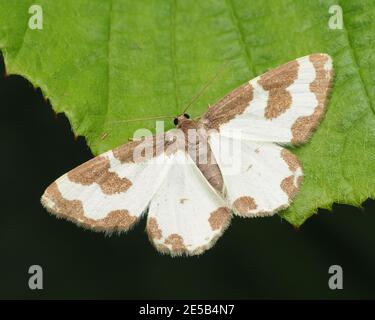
[[291, 54, 333, 144], [281, 149, 301, 172], [233, 196, 257, 216], [41, 183, 137, 232], [104, 210, 137, 231], [280, 175, 303, 200], [281, 176, 297, 199], [202, 82, 253, 130], [164, 234, 186, 253], [112, 139, 144, 163], [208, 207, 230, 231], [147, 217, 162, 240], [258, 60, 299, 120], [42, 182, 84, 217], [67, 156, 132, 195]]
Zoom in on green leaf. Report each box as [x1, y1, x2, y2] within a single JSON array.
[[1, 0, 374, 226]]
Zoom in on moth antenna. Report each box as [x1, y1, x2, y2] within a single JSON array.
[[108, 115, 175, 125], [181, 59, 231, 115]]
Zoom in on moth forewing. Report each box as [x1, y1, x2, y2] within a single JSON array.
[[41, 138, 174, 233], [201, 53, 333, 144]]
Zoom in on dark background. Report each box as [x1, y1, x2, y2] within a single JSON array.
[[0, 54, 374, 300]]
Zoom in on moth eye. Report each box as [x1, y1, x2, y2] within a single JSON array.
[[173, 118, 179, 125], [184, 113, 190, 119]]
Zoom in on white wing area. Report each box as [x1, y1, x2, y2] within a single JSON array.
[[218, 55, 332, 143], [146, 150, 231, 256], [58, 151, 172, 219], [209, 134, 303, 217]]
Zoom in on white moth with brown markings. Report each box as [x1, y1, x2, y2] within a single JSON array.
[[41, 53, 334, 256]]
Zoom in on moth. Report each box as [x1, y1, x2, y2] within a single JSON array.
[[41, 53, 334, 256]]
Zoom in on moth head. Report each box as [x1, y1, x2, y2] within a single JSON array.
[[173, 113, 190, 126]]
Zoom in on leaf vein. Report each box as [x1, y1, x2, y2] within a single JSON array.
[[340, 2, 374, 116], [225, 0, 256, 77], [101, 0, 113, 136], [170, 0, 179, 111]]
